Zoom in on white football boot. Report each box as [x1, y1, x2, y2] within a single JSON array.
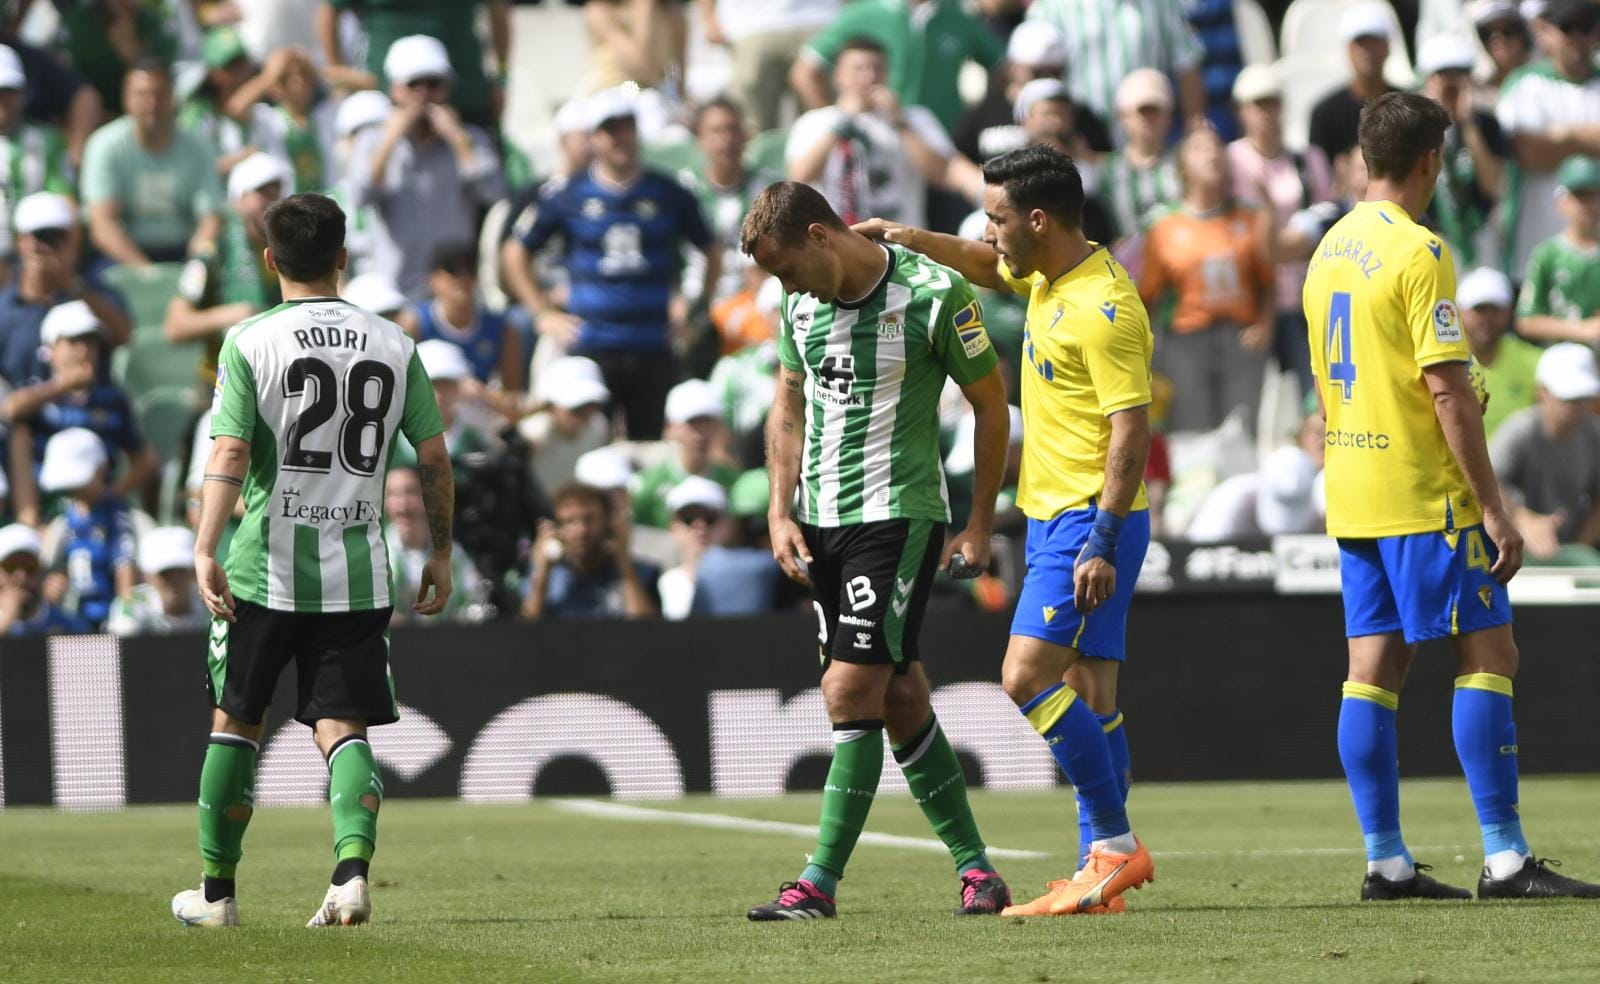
[[306, 876, 372, 927], [172, 884, 240, 927]]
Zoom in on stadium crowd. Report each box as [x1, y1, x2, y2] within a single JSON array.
[[2, 0, 1600, 637]]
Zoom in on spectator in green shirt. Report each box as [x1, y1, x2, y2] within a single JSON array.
[[80, 60, 223, 266], [163, 152, 288, 392], [0, 46, 73, 262], [1461, 266, 1542, 441], [790, 0, 1003, 132], [176, 27, 257, 179], [317, 0, 510, 129], [1516, 156, 1600, 345], [631, 378, 741, 529]]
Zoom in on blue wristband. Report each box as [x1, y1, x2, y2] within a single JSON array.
[[1079, 510, 1124, 565]]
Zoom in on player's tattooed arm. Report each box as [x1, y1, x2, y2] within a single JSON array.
[[1099, 406, 1151, 518], [765, 366, 814, 584], [414, 435, 457, 554]]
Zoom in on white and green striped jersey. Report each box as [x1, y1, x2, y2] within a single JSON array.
[[1098, 149, 1181, 241], [778, 245, 999, 527], [210, 297, 445, 612]]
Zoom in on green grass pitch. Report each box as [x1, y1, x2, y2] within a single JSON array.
[[4, 777, 1600, 983]]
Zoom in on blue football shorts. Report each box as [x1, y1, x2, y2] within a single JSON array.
[[1010, 505, 1151, 661], [1337, 524, 1513, 644]]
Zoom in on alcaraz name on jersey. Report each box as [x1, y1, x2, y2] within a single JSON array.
[[1302, 199, 1479, 538], [210, 297, 445, 613], [779, 244, 999, 527]]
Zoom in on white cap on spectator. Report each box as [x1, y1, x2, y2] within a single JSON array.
[[554, 97, 591, 137], [417, 339, 471, 382], [1232, 64, 1281, 103], [39, 427, 107, 492], [1256, 446, 1319, 535], [0, 522, 41, 563], [1471, 0, 1521, 24], [227, 152, 292, 203], [1006, 21, 1067, 68], [586, 86, 637, 131], [1536, 342, 1600, 400], [945, 405, 1023, 473], [384, 34, 453, 86], [1014, 77, 1069, 124], [343, 273, 408, 316], [1521, 0, 1549, 22], [336, 90, 393, 138], [1457, 267, 1514, 309], [14, 192, 75, 235], [1114, 69, 1174, 113], [1340, 2, 1394, 42], [666, 474, 728, 515], [574, 446, 634, 491], [541, 356, 611, 409], [138, 526, 195, 575], [1416, 33, 1477, 75], [0, 45, 25, 90], [40, 300, 101, 344], [665, 379, 723, 425]]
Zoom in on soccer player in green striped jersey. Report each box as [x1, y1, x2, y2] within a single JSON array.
[[171, 193, 456, 929], [739, 182, 1016, 920]]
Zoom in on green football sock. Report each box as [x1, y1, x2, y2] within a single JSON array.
[[328, 736, 383, 863], [198, 735, 257, 880], [894, 714, 992, 875], [802, 720, 885, 897]]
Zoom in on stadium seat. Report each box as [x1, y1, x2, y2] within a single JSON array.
[[642, 139, 705, 175], [1279, 0, 1415, 87], [101, 262, 185, 337], [743, 129, 788, 177], [1277, 52, 1349, 152], [1235, 0, 1278, 66], [136, 386, 197, 463], [114, 338, 203, 398]]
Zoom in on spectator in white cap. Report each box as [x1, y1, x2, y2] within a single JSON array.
[[1416, 33, 1511, 270], [1229, 63, 1334, 400], [632, 378, 741, 528], [522, 355, 614, 495], [328, 89, 400, 281], [106, 526, 210, 635], [950, 20, 1113, 167], [347, 34, 505, 300], [1460, 266, 1541, 438], [164, 151, 292, 391], [3, 300, 156, 527], [80, 59, 225, 266], [342, 272, 408, 320], [383, 465, 483, 625], [0, 45, 72, 260], [1490, 342, 1600, 562], [33, 426, 137, 629], [0, 192, 132, 390], [656, 473, 737, 620], [1309, 2, 1396, 174], [525, 481, 660, 620], [495, 96, 594, 333], [1097, 69, 1181, 257], [1496, 0, 1600, 276], [1473, 0, 1532, 100], [0, 521, 87, 635], [401, 338, 495, 466]]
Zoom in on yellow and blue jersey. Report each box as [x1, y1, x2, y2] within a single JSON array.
[[1000, 246, 1153, 520], [1302, 200, 1480, 538]]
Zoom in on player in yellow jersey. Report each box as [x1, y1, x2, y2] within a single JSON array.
[[1304, 92, 1600, 902], [855, 145, 1155, 916]]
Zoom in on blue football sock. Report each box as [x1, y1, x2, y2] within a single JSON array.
[[1338, 682, 1411, 866], [1452, 674, 1528, 859], [1021, 684, 1129, 842], [1075, 710, 1131, 868]]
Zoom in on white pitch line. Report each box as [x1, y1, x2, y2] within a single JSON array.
[[550, 800, 1050, 859], [549, 801, 1482, 862]]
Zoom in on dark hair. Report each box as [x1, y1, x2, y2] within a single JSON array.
[[128, 56, 171, 81], [980, 144, 1085, 229], [1358, 91, 1452, 181], [692, 95, 745, 134], [739, 181, 846, 253], [550, 482, 611, 518], [430, 240, 479, 277], [263, 193, 346, 282], [837, 36, 888, 60]]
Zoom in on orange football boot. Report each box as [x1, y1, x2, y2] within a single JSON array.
[[1046, 837, 1154, 915]]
